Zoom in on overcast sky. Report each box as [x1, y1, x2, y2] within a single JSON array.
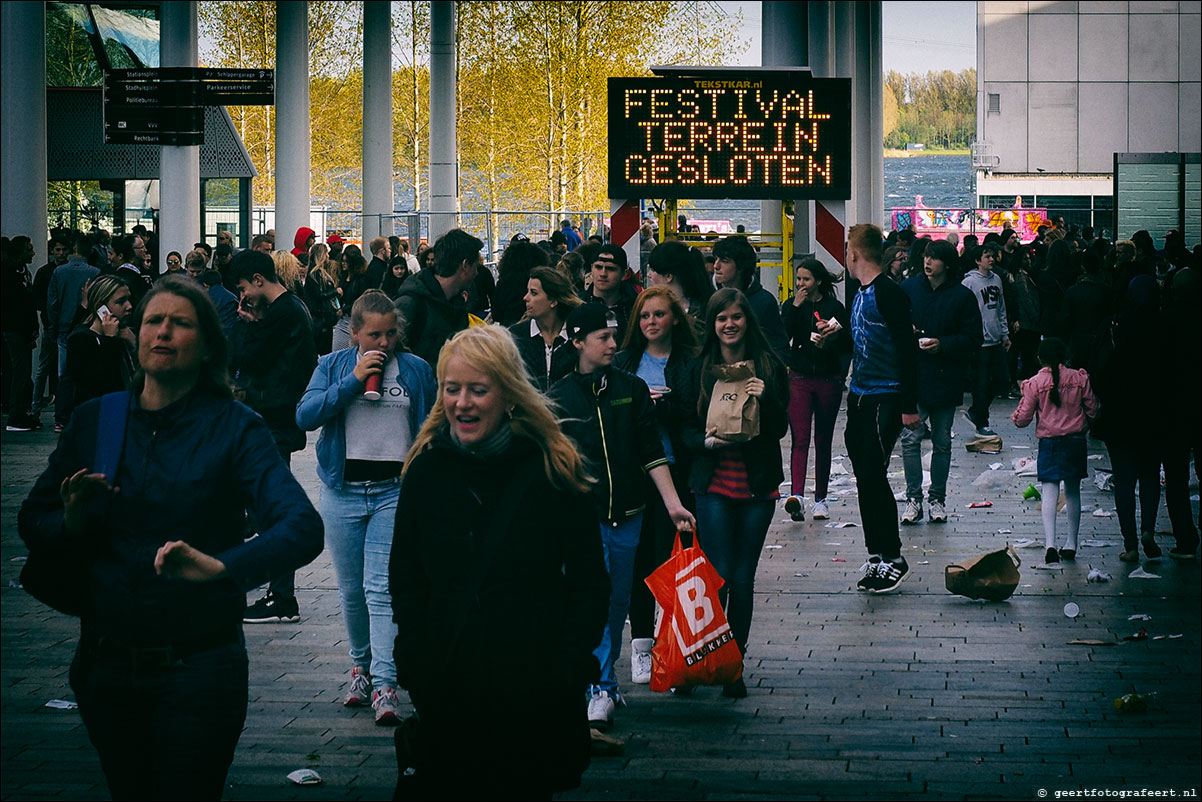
[[716, 1, 977, 74]]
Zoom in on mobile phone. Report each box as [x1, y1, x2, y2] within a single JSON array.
[[97, 304, 112, 322]]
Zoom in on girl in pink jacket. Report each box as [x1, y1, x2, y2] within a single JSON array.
[[1012, 338, 1100, 564]]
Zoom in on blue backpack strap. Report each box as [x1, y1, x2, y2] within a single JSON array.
[[94, 391, 131, 482]]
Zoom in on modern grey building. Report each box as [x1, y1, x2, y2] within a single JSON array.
[[974, 1, 1201, 238]]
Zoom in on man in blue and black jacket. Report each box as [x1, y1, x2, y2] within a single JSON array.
[[843, 223, 919, 594]]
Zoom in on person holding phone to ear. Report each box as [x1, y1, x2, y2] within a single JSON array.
[[64, 275, 136, 416]]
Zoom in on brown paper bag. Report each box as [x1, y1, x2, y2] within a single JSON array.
[[705, 361, 759, 443], [965, 434, 1003, 453], [945, 545, 1021, 601]]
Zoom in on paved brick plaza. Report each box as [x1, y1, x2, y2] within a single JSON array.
[[3, 398, 1199, 800]]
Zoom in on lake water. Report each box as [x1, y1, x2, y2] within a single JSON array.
[[680, 154, 975, 231]]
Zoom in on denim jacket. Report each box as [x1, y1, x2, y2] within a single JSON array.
[[296, 347, 437, 489]]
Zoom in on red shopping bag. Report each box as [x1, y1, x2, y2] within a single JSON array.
[[643, 530, 744, 691]]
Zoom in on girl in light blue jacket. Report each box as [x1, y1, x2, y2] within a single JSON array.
[[296, 290, 436, 725]]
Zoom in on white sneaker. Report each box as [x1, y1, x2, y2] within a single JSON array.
[[928, 500, 947, 523], [587, 690, 617, 730], [630, 638, 654, 685], [901, 499, 923, 525], [811, 499, 830, 520], [784, 495, 806, 521]]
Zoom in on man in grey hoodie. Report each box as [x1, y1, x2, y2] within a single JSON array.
[[960, 243, 1010, 436]]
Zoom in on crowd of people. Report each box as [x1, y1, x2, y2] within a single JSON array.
[[6, 213, 1200, 799]]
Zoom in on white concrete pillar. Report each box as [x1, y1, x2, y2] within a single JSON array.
[[1, 1, 48, 266], [761, 1, 807, 263], [428, 1, 458, 239], [276, 1, 311, 248], [362, 0, 393, 242], [835, 2, 858, 225], [807, 1, 835, 79], [159, 1, 200, 257]]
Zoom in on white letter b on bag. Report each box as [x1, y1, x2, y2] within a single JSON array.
[[677, 576, 715, 635]]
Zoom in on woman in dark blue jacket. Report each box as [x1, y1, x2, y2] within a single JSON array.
[[898, 239, 983, 524], [19, 275, 324, 800]]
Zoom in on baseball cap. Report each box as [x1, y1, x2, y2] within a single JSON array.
[[326, 233, 345, 245], [566, 303, 618, 340]]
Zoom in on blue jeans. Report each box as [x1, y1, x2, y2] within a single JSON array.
[[901, 404, 955, 503], [591, 514, 643, 697], [321, 479, 400, 690], [694, 493, 775, 654]]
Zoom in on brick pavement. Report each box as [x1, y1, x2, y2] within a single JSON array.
[[2, 398, 1199, 800]]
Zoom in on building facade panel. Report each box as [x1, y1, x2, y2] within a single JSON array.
[[1078, 83, 1129, 171], [1079, 1, 1128, 12], [983, 11, 1029, 81], [1180, 13, 1202, 81], [1181, 82, 1202, 150], [1029, 12, 1079, 81], [1128, 12, 1180, 80], [1030, 1, 1079, 13], [1078, 13, 1129, 81], [1127, 82, 1180, 151], [1028, 82, 1079, 171], [984, 81, 1030, 170]]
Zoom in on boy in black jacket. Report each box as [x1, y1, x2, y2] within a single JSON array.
[[549, 304, 694, 731], [229, 249, 317, 622]]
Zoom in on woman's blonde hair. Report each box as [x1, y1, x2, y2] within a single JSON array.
[[308, 243, 333, 285], [403, 326, 592, 494], [272, 250, 303, 290], [84, 275, 128, 326]]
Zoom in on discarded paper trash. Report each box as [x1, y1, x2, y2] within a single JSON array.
[[1092, 508, 1113, 517], [1127, 613, 1152, 621], [967, 501, 993, 508], [965, 434, 1003, 453], [1093, 469, 1114, 492], [1086, 568, 1111, 583], [825, 522, 858, 528], [44, 699, 78, 710], [287, 769, 322, 786], [1127, 567, 1161, 579], [945, 545, 1021, 601], [1012, 456, 1038, 476]]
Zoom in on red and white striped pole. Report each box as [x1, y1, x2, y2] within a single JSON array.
[[814, 200, 846, 277], [609, 198, 641, 279]]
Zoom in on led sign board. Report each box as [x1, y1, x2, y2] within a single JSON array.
[[607, 74, 851, 200]]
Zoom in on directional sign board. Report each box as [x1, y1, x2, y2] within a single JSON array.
[[102, 68, 274, 146], [200, 69, 275, 105], [607, 73, 852, 201]]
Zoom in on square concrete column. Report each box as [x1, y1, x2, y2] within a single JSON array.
[[362, 0, 393, 242], [1, 2, 48, 266], [429, 1, 458, 239], [276, 1, 311, 248], [159, 0, 201, 257]]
